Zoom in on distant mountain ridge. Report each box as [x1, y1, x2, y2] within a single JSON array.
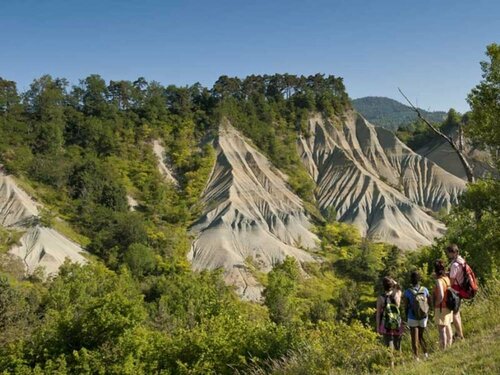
[[352, 96, 447, 130]]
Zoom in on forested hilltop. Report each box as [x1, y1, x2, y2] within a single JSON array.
[[352, 96, 447, 130], [1, 43, 499, 374]]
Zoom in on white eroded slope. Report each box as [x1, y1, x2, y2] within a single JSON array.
[[152, 140, 178, 186], [415, 126, 495, 180], [374, 125, 465, 211], [127, 195, 139, 211], [298, 112, 466, 249], [10, 226, 87, 275], [0, 171, 87, 276], [0, 174, 39, 227], [189, 121, 318, 300]]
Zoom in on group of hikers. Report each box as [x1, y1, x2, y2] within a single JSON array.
[[375, 244, 479, 361]]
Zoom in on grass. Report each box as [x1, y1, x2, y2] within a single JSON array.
[[244, 256, 268, 285], [394, 326, 500, 374], [0, 227, 24, 254], [246, 279, 500, 375], [389, 280, 500, 375], [52, 218, 91, 247]]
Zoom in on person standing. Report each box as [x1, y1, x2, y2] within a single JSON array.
[[433, 260, 453, 349], [404, 271, 431, 360], [446, 244, 465, 340], [376, 277, 403, 353]]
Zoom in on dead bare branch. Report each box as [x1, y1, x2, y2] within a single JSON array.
[[398, 88, 475, 183]]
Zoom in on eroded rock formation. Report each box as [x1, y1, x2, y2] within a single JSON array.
[[0, 172, 87, 277], [189, 121, 318, 300], [298, 112, 466, 249]]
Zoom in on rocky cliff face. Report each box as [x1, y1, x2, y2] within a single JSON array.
[[10, 226, 87, 275], [415, 125, 496, 180], [152, 139, 178, 186], [298, 112, 466, 249], [0, 172, 87, 277], [188, 113, 469, 297], [0, 174, 39, 227], [189, 121, 318, 300]]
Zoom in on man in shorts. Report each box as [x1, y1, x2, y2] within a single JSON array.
[[447, 244, 465, 340]]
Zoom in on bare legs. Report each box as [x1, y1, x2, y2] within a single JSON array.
[[410, 327, 419, 357], [383, 334, 402, 351], [418, 326, 428, 356], [383, 335, 401, 368], [410, 327, 428, 358], [438, 324, 453, 349], [453, 311, 464, 339]]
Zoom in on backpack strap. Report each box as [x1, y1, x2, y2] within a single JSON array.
[[409, 286, 421, 303], [384, 293, 392, 307], [408, 287, 419, 316], [462, 261, 468, 282], [381, 294, 389, 309], [383, 291, 398, 312], [439, 278, 448, 313]]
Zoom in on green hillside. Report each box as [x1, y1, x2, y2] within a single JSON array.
[[1, 44, 499, 374], [352, 96, 447, 130]]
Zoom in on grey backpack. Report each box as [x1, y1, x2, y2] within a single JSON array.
[[410, 286, 429, 320]]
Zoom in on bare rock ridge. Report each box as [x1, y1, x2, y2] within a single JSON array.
[[127, 195, 139, 211], [189, 121, 318, 300], [152, 139, 178, 186], [298, 112, 466, 249], [415, 125, 496, 180], [374, 125, 465, 211], [189, 113, 468, 298], [0, 174, 39, 227], [0, 172, 87, 277], [9, 226, 86, 275]]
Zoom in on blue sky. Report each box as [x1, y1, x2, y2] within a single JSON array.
[[1, 0, 498, 112]]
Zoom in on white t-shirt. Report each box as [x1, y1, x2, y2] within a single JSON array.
[[450, 255, 465, 286]]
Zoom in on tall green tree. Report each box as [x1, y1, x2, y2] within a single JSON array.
[[81, 74, 113, 117], [23, 75, 68, 154], [264, 257, 301, 324], [0, 78, 19, 113], [467, 43, 500, 164]]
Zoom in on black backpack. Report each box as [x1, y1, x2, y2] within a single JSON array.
[[444, 278, 461, 314]]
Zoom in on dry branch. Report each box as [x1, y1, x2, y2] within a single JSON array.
[[398, 88, 475, 183]]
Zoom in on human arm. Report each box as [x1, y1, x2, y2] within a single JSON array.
[[375, 296, 383, 334], [393, 289, 402, 307], [402, 292, 409, 321], [435, 279, 444, 305], [449, 262, 458, 285], [427, 290, 433, 311]]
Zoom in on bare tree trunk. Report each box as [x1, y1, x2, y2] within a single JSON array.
[[398, 88, 475, 184], [458, 122, 465, 152]]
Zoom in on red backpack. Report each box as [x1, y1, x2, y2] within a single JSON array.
[[454, 262, 479, 299]]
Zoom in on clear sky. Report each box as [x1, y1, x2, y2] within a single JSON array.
[[1, 0, 498, 112]]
